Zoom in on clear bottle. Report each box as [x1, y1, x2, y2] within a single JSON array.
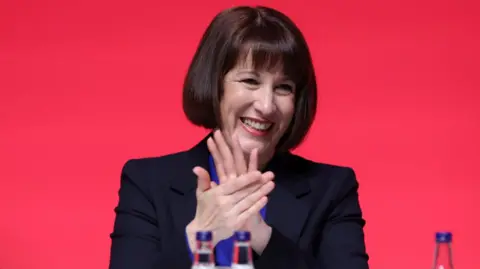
[[432, 231, 454, 269], [231, 230, 254, 269], [191, 231, 215, 269]]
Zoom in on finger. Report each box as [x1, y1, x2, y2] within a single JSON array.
[[214, 130, 236, 180], [248, 148, 258, 172], [230, 172, 275, 204], [207, 137, 227, 183], [220, 171, 262, 195], [236, 196, 268, 228], [263, 171, 275, 181], [232, 181, 274, 214], [193, 166, 211, 193], [231, 133, 247, 175]]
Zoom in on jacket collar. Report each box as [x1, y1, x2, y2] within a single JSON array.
[[169, 134, 211, 194]]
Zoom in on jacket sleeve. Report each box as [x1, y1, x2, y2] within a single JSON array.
[[108, 160, 193, 269], [254, 168, 369, 269]]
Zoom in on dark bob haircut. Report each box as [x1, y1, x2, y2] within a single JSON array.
[[183, 6, 317, 151]]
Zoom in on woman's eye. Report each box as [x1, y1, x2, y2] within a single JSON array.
[[242, 79, 259, 85], [276, 84, 294, 94]]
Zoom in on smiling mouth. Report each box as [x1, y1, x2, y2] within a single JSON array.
[[240, 117, 274, 135]]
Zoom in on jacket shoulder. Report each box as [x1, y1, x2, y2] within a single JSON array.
[[285, 152, 355, 175], [120, 150, 191, 189], [283, 153, 359, 190]]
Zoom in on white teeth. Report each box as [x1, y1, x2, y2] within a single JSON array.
[[242, 118, 272, 131]]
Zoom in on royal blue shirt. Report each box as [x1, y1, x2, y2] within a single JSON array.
[[186, 155, 267, 266]]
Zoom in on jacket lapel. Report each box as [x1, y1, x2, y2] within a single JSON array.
[[264, 153, 312, 243], [168, 135, 211, 232]]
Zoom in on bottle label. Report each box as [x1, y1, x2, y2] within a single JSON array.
[[233, 246, 250, 264]]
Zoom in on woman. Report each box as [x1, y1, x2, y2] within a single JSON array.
[[109, 5, 369, 269]]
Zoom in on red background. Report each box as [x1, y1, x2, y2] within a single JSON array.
[[1, 0, 479, 268]]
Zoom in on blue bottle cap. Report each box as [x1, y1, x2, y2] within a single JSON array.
[[435, 231, 452, 243], [196, 231, 212, 241], [235, 230, 251, 242]]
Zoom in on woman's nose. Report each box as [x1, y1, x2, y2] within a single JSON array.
[[253, 87, 275, 115]]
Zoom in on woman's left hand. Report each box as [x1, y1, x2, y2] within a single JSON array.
[[207, 130, 273, 254]]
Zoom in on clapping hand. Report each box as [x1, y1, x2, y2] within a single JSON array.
[[186, 130, 275, 250], [207, 130, 273, 233]]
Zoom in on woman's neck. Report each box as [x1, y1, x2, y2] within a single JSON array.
[[247, 150, 274, 172]]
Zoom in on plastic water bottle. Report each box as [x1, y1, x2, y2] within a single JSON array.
[[231, 230, 254, 269], [432, 231, 454, 269], [191, 231, 215, 269]]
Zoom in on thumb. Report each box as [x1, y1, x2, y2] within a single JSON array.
[[193, 166, 211, 193]]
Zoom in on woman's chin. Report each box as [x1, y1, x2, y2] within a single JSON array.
[[238, 139, 268, 155]]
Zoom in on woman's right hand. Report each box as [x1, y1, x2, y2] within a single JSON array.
[[185, 155, 274, 250]]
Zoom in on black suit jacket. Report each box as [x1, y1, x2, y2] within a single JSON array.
[[109, 135, 369, 269]]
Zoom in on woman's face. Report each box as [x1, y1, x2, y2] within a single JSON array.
[[219, 53, 296, 166]]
